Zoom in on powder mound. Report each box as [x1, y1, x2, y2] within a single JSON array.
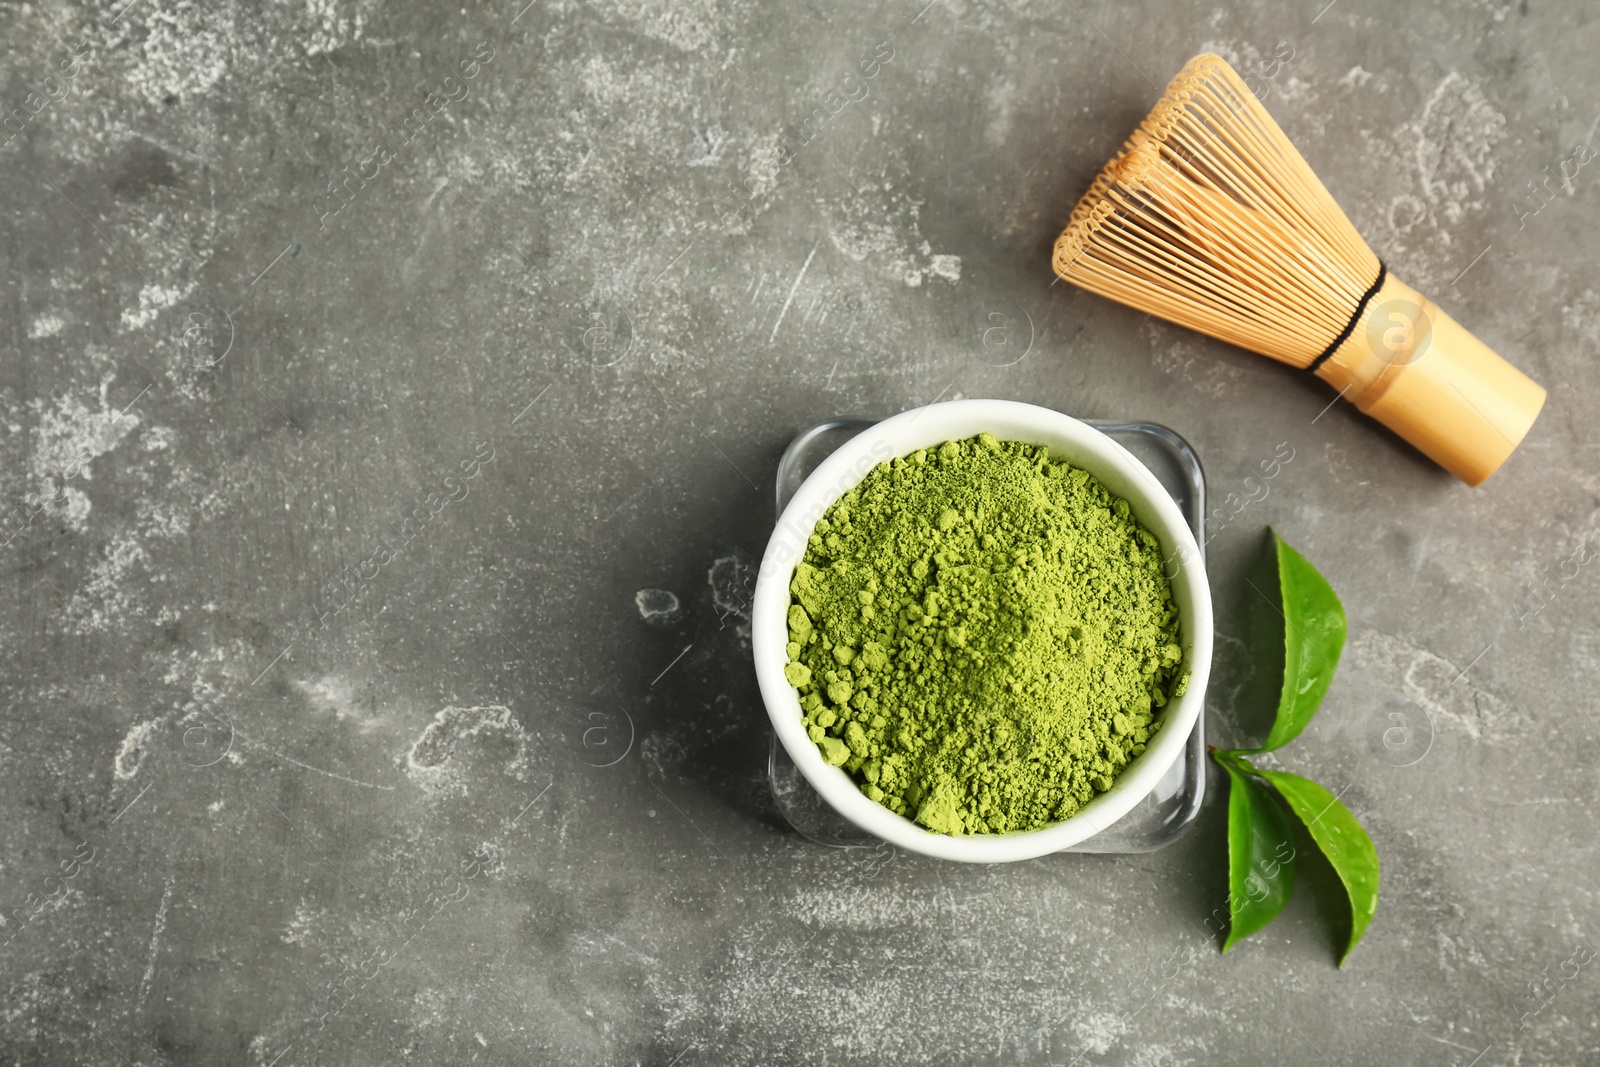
[[784, 433, 1187, 835]]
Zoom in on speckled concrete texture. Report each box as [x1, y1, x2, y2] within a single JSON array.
[[3, 0, 1598, 1063]]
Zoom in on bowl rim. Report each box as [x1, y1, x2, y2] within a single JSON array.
[[752, 398, 1213, 862]]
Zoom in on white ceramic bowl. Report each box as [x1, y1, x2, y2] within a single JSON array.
[[753, 399, 1213, 862]]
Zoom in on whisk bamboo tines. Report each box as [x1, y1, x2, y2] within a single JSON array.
[[1053, 54, 1546, 486]]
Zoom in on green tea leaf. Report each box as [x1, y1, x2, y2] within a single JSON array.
[[1220, 756, 1297, 952], [1256, 769, 1380, 966], [1259, 530, 1346, 752]]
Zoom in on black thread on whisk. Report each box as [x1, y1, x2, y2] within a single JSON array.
[[1307, 260, 1387, 375]]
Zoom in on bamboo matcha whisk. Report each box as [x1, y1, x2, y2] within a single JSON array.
[[1053, 53, 1545, 486]]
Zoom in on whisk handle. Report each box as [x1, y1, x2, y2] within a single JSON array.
[[1314, 276, 1546, 486]]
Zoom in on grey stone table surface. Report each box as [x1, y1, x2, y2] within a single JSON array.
[[3, 0, 1597, 1062]]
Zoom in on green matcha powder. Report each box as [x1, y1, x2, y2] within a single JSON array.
[[783, 433, 1188, 836]]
